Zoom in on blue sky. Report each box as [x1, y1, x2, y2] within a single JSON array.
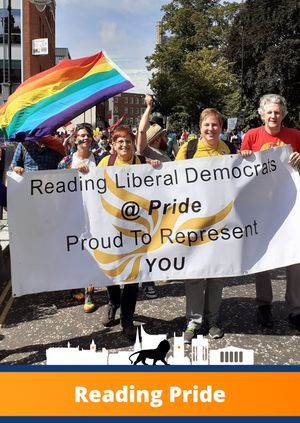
[[56, 0, 168, 93]]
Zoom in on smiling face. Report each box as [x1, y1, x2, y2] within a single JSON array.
[[200, 114, 222, 146], [113, 136, 135, 161], [75, 128, 92, 153], [261, 103, 284, 134]]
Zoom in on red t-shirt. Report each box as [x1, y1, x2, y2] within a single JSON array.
[[241, 126, 300, 153]]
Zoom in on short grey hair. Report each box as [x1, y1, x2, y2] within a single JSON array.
[[258, 94, 288, 118]]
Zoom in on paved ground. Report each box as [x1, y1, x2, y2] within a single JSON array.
[[0, 261, 300, 365]]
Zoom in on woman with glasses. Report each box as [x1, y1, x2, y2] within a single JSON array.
[[98, 126, 160, 340], [58, 123, 101, 313]]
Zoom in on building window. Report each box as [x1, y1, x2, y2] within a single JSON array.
[[135, 118, 139, 125], [220, 352, 224, 363], [129, 97, 133, 104], [0, 59, 21, 84], [124, 107, 128, 114], [0, 9, 21, 44], [114, 97, 118, 103], [130, 108, 134, 115], [114, 105, 118, 113], [135, 108, 139, 114], [124, 97, 128, 104], [135, 97, 139, 104]]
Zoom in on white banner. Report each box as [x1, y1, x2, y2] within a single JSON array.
[[8, 146, 300, 297]]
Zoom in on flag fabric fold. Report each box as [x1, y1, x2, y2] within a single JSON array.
[[0, 51, 134, 141]]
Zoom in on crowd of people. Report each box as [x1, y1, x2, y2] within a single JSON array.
[[2, 93, 300, 343]]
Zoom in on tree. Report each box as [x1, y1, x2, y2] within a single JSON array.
[[226, 0, 300, 128], [146, 0, 241, 126]]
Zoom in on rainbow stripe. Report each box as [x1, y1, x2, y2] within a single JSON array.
[[0, 51, 134, 141]]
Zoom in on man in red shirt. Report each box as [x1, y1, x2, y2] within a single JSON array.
[[241, 94, 300, 331]]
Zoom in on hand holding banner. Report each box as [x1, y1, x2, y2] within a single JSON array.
[[8, 146, 300, 296]]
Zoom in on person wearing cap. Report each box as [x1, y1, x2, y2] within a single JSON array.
[[136, 95, 171, 299], [136, 95, 171, 163], [149, 114, 164, 128]]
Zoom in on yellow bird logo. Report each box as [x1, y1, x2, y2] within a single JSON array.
[[94, 171, 233, 282]]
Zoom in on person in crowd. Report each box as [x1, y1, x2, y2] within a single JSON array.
[[136, 95, 171, 299], [0, 181, 6, 209], [166, 130, 179, 160], [179, 128, 188, 145], [149, 114, 164, 128], [137, 95, 171, 163], [58, 123, 101, 313], [10, 136, 65, 175], [176, 108, 237, 343], [93, 134, 111, 160], [98, 125, 160, 340], [240, 93, 300, 331], [62, 129, 77, 155]]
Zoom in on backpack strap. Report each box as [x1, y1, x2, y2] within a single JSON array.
[[186, 138, 198, 159], [108, 153, 117, 166]]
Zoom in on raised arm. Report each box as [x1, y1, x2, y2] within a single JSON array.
[[136, 95, 153, 154]]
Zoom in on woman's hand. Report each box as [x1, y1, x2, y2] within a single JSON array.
[[239, 150, 253, 157], [77, 162, 89, 173], [288, 152, 300, 168]]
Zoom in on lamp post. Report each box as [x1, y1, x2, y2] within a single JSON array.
[[7, 0, 12, 95]]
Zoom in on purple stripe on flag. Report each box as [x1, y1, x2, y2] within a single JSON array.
[[9, 80, 133, 141]]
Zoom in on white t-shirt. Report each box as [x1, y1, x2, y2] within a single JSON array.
[[71, 153, 96, 169]]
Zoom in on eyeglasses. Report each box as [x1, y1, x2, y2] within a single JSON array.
[[115, 139, 133, 145]]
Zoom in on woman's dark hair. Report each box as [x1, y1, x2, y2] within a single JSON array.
[[75, 123, 93, 137]]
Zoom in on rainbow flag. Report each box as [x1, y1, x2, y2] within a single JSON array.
[[0, 51, 134, 141]]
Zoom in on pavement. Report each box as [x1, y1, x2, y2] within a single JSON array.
[[0, 215, 300, 366]]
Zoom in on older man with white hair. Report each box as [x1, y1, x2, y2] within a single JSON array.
[[241, 94, 300, 331]]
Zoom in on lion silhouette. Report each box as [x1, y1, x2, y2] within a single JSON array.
[[128, 339, 170, 365]]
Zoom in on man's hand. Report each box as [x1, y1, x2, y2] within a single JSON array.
[[147, 159, 161, 168], [240, 150, 253, 157], [145, 95, 153, 108], [12, 166, 24, 175], [288, 152, 300, 168]]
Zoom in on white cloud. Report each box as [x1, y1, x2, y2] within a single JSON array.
[[56, 0, 168, 92]]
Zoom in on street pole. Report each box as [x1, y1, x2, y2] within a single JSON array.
[[7, 0, 12, 95]]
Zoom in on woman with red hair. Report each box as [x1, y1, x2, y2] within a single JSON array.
[[98, 126, 159, 339]]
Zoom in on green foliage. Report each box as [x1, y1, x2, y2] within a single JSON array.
[[168, 110, 191, 133], [226, 0, 300, 127], [147, 0, 241, 126]]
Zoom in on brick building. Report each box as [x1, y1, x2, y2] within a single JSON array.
[[106, 92, 146, 128], [0, 0, 55, 103]]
